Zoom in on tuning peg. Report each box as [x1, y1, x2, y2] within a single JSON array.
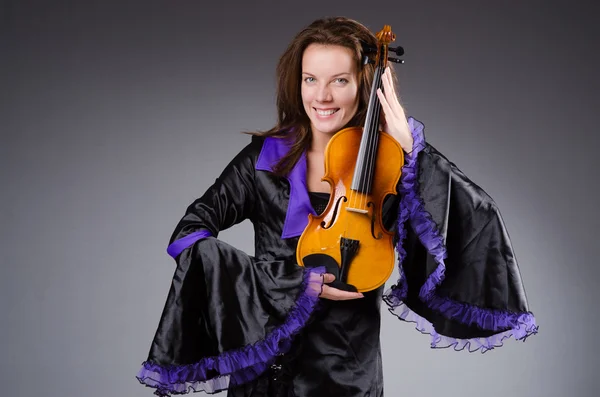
[[389, 46, 404, 56], [362, 55, 375, 65], [360, 41, 378, 54], [388, 57, 404, 64]]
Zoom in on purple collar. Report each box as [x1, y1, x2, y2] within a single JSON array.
[[255, 135, 317, 239]]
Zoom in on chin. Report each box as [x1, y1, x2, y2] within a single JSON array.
[[310, 119, 350, 136]]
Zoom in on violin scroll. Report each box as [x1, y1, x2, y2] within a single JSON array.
[[360, 25, 405, 66]]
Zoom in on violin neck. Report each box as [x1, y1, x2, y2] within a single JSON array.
[[351, 66, 385, 194]]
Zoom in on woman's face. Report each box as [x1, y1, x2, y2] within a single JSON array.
[[301, 43, 359, 139]]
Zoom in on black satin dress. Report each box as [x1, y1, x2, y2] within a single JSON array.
[[226, 191, 393, 397], [136, 117, 538, 397]]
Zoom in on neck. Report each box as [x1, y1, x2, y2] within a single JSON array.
[[309, 129, 332, 154]]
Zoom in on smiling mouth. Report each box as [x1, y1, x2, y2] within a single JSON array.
[[314, 108, 339, 116]]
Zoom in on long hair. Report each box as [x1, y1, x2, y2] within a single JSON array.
[[248, 16, 397, 176]]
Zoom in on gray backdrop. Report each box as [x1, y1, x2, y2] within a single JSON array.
[[2, 0, 598, 396]]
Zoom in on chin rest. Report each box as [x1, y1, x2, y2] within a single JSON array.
[[302, 253, 358, 292]]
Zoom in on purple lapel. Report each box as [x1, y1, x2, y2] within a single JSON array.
[[255, 135, 316, 239]]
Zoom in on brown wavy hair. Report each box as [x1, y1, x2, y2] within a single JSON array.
[[248, 16, 397, 176]]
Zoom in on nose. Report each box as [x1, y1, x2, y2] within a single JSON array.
[[316, 83, 332, 102]]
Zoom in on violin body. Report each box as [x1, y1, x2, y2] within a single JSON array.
[[296, 126, 404, 292]]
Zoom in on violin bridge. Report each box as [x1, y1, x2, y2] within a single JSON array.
[[346, 207, 368, 214]]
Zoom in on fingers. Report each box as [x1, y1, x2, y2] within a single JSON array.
[[378, 110, 387, 131], [319, 284, 365, 301], [378, 69, 396, 119], [377, 88, 393, 121], [322, 273, 336, 283], [382, 67, 405, 116], [385, 67, 398, 99]]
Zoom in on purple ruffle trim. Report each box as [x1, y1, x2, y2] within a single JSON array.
[[385, 117, 538, 352], [136, 266, 326, 396], [391, 117, 431, 304], [393, 192, 411, 301], [383, 292, 537, 353]]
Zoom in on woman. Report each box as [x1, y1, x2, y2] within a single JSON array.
[[136, 17, 538, 397]]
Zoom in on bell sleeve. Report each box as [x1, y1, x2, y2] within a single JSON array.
[[136, 138, 325, 396], [383, 117, 539, 353]]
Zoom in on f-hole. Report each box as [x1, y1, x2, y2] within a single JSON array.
[[367, 201, 383, 239], [321, 196, 347, 229]]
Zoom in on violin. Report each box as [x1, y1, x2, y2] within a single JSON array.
[[296, 25, 405, 293]]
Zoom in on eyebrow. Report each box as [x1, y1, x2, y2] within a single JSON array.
[[301, 72, 352, 77]]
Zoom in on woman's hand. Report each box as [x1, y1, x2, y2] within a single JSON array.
[[376, 66, 413, 152], [319, 273, 364, 300]]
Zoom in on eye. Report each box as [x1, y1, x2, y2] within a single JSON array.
[[334, 78, 349, 84], [304, 77, 315, 83]]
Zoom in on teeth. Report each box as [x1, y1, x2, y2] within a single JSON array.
[[316, 109, 337, 116]]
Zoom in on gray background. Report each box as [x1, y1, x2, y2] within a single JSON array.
[[2, 0, 598, 396]]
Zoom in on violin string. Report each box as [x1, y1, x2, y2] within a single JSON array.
[[347, 68, 377, 237], [356, 66, 376, 216], [360, 75, 373, 212], [347, 58, 383, 239], [360, 63, 381, 210], [362, 66, 383, 214]]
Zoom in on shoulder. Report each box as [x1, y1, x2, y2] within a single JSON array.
[[224, 132, 294, 176], [254, 133, 295, 173], [227, 135, 266, 167]]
